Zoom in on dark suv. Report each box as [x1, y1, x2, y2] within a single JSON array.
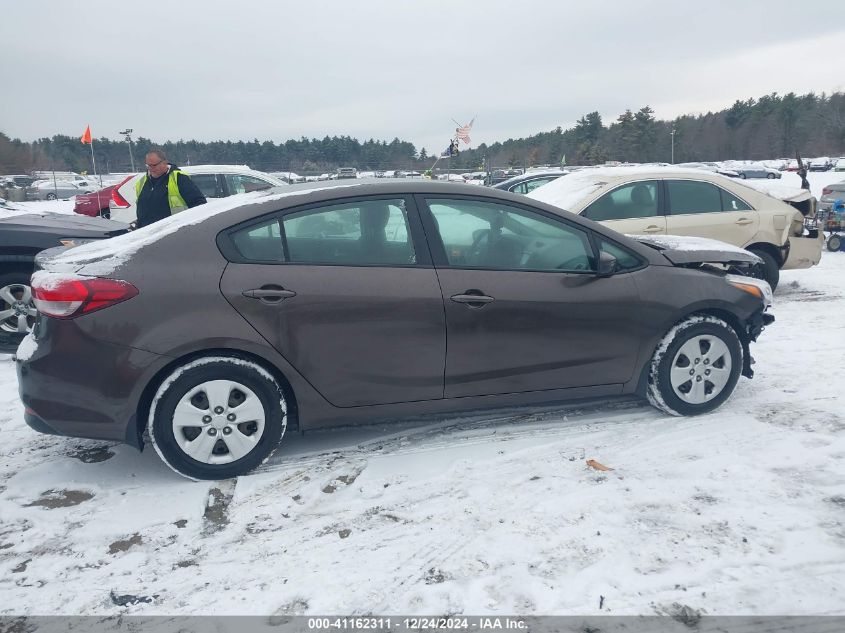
[[18, 181, 773, 480]]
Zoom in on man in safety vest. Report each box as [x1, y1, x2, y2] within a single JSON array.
[[135, 149, 207, 228]]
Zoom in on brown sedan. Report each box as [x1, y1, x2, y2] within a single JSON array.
[[17, 181, 773, 480]]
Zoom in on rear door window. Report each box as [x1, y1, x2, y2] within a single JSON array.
[[582, 181, 658, 221], [191, 174, 223, 198], [225, 174, 274, 195], [666, 180, 724, 214]]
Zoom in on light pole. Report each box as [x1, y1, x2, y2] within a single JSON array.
[[670, 128, 676, 164], [120, 129, 136, 172]]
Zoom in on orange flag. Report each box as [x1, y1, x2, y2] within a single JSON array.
[[80, 125, 92, 145]]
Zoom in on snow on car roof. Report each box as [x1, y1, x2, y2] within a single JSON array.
[[734, 179, 813, 202], [44, 183, 366, 275], [526, 166, 691, 209], [528, 165, 807, 209]]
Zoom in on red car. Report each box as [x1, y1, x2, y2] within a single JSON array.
[[72, 176, 133, 218]]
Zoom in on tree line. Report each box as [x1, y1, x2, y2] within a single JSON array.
[[2, 91, 843, 176]]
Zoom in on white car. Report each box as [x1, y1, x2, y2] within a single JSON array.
[[528, 166, 824, 289], [109, 165, 286, 224]]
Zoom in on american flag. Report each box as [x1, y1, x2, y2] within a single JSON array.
[[455, 117, 474, 145]]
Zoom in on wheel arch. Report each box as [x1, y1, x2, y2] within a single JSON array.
[[745, 241, 783, 267], [634, 307, 751, 397], [134, 347, 300, 450]]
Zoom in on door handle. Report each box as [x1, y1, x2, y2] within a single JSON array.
[[242, 286, 297, 303], [735, 218, 753, 225], [450, 292, 495, 308], [642, 225, 663, 233]]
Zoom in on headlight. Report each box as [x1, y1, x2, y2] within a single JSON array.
[[58, 238, 98, 247], [726, 274, 773, 308]]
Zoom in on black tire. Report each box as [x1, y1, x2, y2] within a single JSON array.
[[98, 208, 111, 219], [738, 173, 746, 179], [46, 193, 57, 201], [647, 316, 743, 416], [766, 173, 776, 179], [828, 234, 842, 252], [747, 248, 779, 291], [0, 271, 35, 354], [149, 356, 287, 480]]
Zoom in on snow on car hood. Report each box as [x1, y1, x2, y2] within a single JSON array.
[[631, 234, 762, 266], [40, 184, 365, 275], [733, 180, 815, 202]]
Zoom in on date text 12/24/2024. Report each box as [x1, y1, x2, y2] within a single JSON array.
[[307, 617, 527, 630]]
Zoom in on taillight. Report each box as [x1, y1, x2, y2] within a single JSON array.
[[822, 187, 832, 196], [110, 175, 134, 208], [32, 273, 138, 319]]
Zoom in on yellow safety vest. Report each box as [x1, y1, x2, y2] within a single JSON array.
[[135, 169, 188, 214]]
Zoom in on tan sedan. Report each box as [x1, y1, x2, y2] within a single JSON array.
[[529, 166, 823, 289]]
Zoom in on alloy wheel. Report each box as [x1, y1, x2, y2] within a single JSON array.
[[0, 283, 37, 334], [669, 335, 732, 404], [171, 379, 266, 465]]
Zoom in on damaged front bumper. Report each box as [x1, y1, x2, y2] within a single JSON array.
[[741, 309, 775, 378]]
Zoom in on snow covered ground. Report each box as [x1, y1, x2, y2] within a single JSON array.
[[1, 173, 844, 618]]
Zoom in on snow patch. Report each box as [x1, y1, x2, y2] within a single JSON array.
[[14, 333, 38, 362]]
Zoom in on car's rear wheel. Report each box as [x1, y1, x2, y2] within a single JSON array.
[[98, 208, 111, 219], [149, 356, 287, 480], [0, 272, 37, 354], [738, 173, 746, 179], [747, 248, 779, 291], [45, 193, 58, 200], [828, 234, 842, 252], [647, 316, 743, 416]]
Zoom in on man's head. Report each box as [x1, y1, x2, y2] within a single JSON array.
[[145, 149, 169, 178]]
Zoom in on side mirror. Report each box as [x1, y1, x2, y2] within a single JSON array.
[[597, 251, 618, 277]]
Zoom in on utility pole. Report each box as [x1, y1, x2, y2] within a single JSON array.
[[670, 128, 676, 164], [120, 129, 136, 172]]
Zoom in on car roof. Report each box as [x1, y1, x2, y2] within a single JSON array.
[[527, 165, 807, 210], [493, 170, 567, 189]]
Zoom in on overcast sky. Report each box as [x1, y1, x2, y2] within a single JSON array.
[[2, 0, 844, 156]]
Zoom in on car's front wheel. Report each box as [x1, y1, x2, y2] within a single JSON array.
[[149, 356, 288, 480], [647, 315, 743, 416], [828, 234, 842, 252], [747, 248, 779, 291], [0, 272, 37, 354]]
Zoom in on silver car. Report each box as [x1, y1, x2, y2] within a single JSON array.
[[26, 180, 93, 201], [820, 179, 845, 213], [731, 165, 781, 180]]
